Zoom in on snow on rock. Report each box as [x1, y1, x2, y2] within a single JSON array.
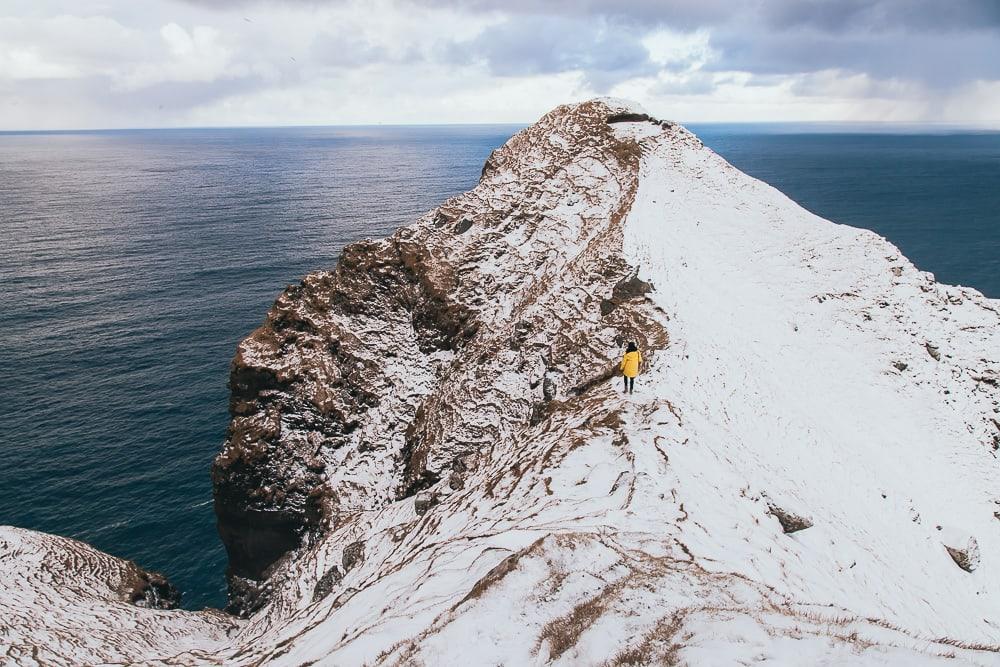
[[0, 526, 238, 666], [215, 101, 1000, 664], [2, 99, 999, 665], [939, 524, 981, 572], [211, 98, 664, 616]]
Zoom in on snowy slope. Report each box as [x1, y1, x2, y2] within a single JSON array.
[[207, 103, 999, 667], [2, 99, 998, 666], [0, 526, 239, 665]]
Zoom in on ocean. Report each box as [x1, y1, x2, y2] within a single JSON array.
[[1, 123, 998, 610]]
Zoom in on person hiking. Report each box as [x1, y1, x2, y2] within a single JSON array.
[[620, 342, 641, 394]]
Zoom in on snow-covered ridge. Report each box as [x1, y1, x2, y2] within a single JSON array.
[[2, 99, 998, 665]]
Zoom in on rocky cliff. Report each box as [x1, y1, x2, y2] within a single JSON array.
[[211, 98, 668, 615], [2, 98, 999, 666]]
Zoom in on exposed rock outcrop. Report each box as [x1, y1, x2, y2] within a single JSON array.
[[767, 503, 814, 534], [940, 526, 981, 572], [205, 100, 999, 664], [342, 540, 365, 573], [212, 98, 668, 615], [125, 569, 182, 609]]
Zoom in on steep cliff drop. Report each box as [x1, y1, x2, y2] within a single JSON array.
[[2, 98, 999, 666]]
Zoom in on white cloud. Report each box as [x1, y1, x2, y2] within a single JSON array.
[[114, 23, 237, 89], [641, 28, 713, 71], [0, 48, 80, 80], [0, 14, 142, 80]]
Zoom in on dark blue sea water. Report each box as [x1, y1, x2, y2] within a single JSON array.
[[1, 123, 998, 611], [0, 125, 517, 610]]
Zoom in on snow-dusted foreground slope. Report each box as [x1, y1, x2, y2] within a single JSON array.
[[2, 99, 998, 665], [0, 526, 239, 664]]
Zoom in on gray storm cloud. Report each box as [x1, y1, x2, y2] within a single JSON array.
[[420, 0, 1000, 88], [413, 0, 1000, 31], [444, 16, 657, 92]]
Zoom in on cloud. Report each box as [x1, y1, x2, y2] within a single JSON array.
[[414, 0, 1000, 98], [414, 0, 1000, 32], [0, 0, 998, 129], [756, 0, 1000, 32], [445, 16, 657, 92], [0, 14, 146, 80], [709, 25, 1000, 88], [309, 31, 393, 68]]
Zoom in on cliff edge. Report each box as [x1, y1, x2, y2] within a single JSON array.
[[212, 98, 667, 615]]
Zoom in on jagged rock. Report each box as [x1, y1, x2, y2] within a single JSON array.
[[542, 374, 558, 401], [211, 104, 662, 614], [0, 526, 238, 663], [414, 492, 439, 515], [939, 527, 980, 572], [768, 504, 813, 533], [480, 148, 501, 181], [313, 565, 343, 602], [509, 320, 533, 351], [944, 543, 980, 572], [613, 274, 654, 301], [342, 541, 365, 573], [125, 569, 181, 610], [972, 373, 998, 387], [600, 272, 654, 316], [893, 361, 908, 371]]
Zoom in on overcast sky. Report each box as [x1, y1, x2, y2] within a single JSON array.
[[1, 0, 999, 129]]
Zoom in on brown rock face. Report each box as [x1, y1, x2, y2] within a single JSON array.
[[213, 99, 670, 615], [125, 568, 181, 609], [768, 504, 813, 534]]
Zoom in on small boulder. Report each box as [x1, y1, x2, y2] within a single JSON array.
[[940, 526, 979, 572], [312, 565, 343, 602], [127, 570, 181, 610], [767, 504, 813, 534], [414, 492, 439, 515], [542, 374, 557, 402], [342, 541, 365, 573], [600, 273, 653, 316]]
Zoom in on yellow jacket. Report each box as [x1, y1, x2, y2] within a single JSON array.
[[620, 350, 642, 378]]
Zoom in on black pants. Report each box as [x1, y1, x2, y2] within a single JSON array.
[[623, 375, 634, 392]]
